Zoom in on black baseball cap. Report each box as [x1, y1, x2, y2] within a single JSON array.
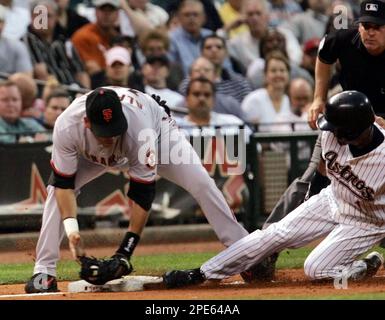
[[85, 88, 128, 137], [358, 0, 385, 25]]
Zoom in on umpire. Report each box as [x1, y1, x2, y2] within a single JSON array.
[[246, 0, 385, 282]]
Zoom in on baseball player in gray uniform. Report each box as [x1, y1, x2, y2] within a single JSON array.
[[24, 86, 248, 293], [163, 91, 385, 288]]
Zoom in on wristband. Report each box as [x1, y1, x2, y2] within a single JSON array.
[[63, 218, 79, 237]]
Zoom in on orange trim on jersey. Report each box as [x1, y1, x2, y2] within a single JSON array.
[[129, 176, 155, 184], [50, 160, 76, 178]]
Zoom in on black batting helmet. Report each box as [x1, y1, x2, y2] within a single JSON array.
[[317, 91, 375, 140]]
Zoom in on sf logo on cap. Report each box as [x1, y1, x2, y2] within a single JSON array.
[[366, 3, 378, 11], [102, 108, 113, 122]]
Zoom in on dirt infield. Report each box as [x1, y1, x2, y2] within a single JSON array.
[[2, 270, 385, 300], [1, 241, 385, 300]]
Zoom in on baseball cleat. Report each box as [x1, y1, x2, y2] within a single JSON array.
[[240, 252, 279, 283], [163, 268, 205, 288], [25, 273, 58, 293], [363, 251, 384, 277]]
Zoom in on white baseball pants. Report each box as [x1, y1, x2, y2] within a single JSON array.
[[202, 187, 385, 280]]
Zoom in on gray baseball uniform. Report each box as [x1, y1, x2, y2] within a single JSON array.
[[33, 87, 248, 276]]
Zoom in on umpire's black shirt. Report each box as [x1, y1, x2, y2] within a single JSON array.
[[318, 28, 385, 116]]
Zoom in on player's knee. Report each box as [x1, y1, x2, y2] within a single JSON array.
[[303, 257, 321, 279]]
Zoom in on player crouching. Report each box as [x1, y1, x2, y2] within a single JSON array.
[[163, 91, 385, 288]]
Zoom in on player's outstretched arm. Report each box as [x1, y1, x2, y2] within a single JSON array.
[[308, 58, 333, 129], [55, 188, 86, 260]]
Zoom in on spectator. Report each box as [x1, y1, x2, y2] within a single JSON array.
[[176, 77, 245, 137], [301, 37, 320, 79], [272, 77, 313, 132], [1, 0, 30, 40], [126, 0, 168, 28], [168, 0, 213, 76], [91, 45, 134, 88], [241, 51, 291, 130], [200, 34, 251, 101], [247, 28, 314, 89], [268, 0, 303, 28], [218, 0, 248, 39], [118, 0, 153, 38], [227, 0, 302, 69], [54, 0, 90, 40], [179, 35, 252, 102], [288, 77, 313, 117], [141, 55, 184, 108], [202, 34, 245, 75], [74, 0, 152, 39], [166, 10, 180, 32], [39, 88, 70, 129], [165, 0, 223, 31], [110, 34, 142, 70], [0, 80, 46, 143], [0, 4, 32, 75], [138, 29, 184, 91], [25, 0, 90, 88], [281, 0, 331, 44], [8, 72, 44, 119], [72, 0, 121, 76], [180, 57, 243, 119]]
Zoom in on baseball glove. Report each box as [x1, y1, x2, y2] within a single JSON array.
[[151, 94, 171, 116], [78, 254, 133, 285]]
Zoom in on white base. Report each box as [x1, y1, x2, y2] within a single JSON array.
[[68, 276, 163, 293]]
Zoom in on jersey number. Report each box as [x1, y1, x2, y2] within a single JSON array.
[[120, 90, 143, 109]]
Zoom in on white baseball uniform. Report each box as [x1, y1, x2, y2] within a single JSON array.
[[201, 124, 385, 280], [34, 87, 248, 276]]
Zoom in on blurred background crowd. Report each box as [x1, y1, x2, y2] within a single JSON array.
[[0, 0, 359, 143]]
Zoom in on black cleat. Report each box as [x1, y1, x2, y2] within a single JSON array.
[[110, 254, 133, 277], [240, 252, 279, 283], [25, 273, 58, 293], [163, 268, 205, 288], [349, 251, 384, 281], [364, 251, 384, 277]]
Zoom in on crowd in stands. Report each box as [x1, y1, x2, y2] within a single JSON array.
[[0, 0, 360, 143]]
